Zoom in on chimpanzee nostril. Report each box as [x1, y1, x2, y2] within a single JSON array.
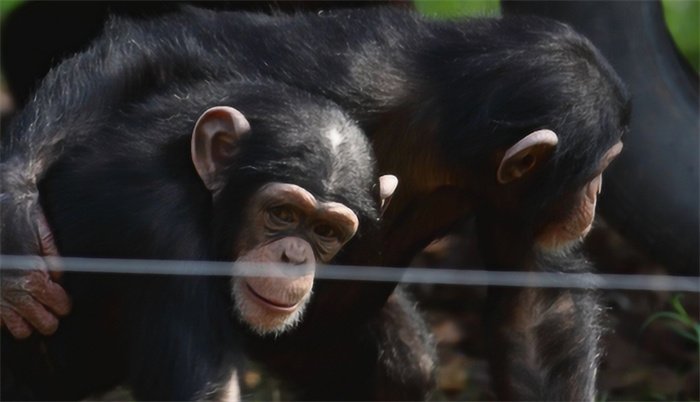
[[282, 244, 308, 265]]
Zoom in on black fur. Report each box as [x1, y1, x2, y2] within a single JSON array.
[[1, 7, 630, 400], [5, 6, 629, 259], [2, 75, 434, 400]]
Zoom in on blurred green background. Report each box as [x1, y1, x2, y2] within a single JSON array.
[[0, 0, 22, 17], [661, 0, 700, 71]]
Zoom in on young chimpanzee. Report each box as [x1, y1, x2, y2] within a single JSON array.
[[1, 59, 427, 399], [2, 7, 630, 400]]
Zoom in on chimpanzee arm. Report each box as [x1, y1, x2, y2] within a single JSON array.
[[484, 254, 601, 401], [124, 276, 242, 401], [370, 287, 436, 400], [314, 287, 436, 400], [0, 162, 71, 338], [243, 287, 435, 401], [0, 14, 211, 338]]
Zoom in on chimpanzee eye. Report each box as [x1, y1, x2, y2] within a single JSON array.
[[314, 224, 338, 240], [268, 206, 296, 224]]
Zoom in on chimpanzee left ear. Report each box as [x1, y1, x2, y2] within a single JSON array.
[[379, 174, 399, 215], [191, 106, 251, 194], [497, 129, 558, 184]]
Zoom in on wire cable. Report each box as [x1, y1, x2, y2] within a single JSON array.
[[1, 255, 697, 292]]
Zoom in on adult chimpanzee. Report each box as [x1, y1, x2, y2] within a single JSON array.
[[2, 7, 629, 400], [1, 56, 423, 399]]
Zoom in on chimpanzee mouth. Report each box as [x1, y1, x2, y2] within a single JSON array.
[[244, 282, 300, 312]]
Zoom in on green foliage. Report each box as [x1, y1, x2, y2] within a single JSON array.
[[662, 0, 700, 72], [642, 295, 700, 343], [414, 0, 500, 18], [635, 294, 699, 402], [641, 294, 700, 368]]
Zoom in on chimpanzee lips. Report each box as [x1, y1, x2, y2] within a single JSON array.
[[244, 282, 300, 312]]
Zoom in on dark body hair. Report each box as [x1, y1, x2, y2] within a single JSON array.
[[1, 7, 630, 401], [4, 7, 629, 262], [3, 77, 387, 399]]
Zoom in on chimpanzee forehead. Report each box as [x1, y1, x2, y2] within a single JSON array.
[[242, 128, 374, 194]]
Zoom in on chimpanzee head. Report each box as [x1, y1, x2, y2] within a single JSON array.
[[189, 89, 397, 336], [433, 17, 630, 252]]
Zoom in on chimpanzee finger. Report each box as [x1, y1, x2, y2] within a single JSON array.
[[2, 268, 63, 334], [36, 209, 65, 280], [36, 208, 59, 256], [44, 256, 64, 281], [11, 295, 60, 335], [0, 306, 34, 339], [23, 269, 72, 317]]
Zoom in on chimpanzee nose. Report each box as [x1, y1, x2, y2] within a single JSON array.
[[281, 239, 312, 265]]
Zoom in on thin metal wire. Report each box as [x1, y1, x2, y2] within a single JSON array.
[[1, 255, 697, 292]]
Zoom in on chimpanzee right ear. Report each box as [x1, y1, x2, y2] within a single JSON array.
[[497, 129, 558, 184], [191, 106, 251, 194], [379, 174, 399, 215]]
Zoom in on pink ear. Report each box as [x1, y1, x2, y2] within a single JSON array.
[[191, 106, 251, 193], [497, 129, 558, 184], [503, 129, 558, 161], [379, 174, 398, 214]]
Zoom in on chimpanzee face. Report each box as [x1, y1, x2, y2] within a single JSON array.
[[230, 182, 359, 335], [535, 141, 623, 250]]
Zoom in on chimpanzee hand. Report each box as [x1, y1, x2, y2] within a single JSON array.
[[1, 260, 71, 339], [0, 195, 71, 339]]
